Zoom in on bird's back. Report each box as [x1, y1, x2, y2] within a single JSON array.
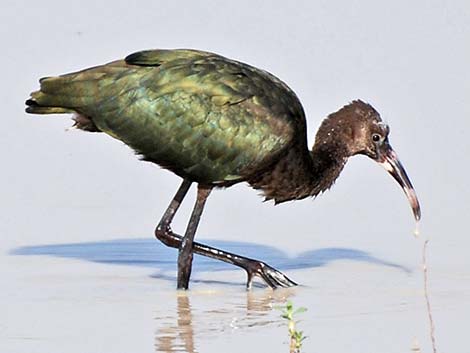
[[27, 49, 307, 185]]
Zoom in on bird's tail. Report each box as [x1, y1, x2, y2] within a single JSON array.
[[26, 60, 128, 116], [26, 72, 106, 132], [25, 97, 73, 114], [26, 73, 92, 115]]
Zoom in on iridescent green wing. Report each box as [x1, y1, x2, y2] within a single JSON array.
[[112, 49, 304, 183], [31, 49, 305, 184]]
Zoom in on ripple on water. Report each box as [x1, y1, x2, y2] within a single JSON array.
[[153, 288, 296, 353]]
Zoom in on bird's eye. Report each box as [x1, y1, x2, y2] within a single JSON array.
[[372, 133, 382, 142]]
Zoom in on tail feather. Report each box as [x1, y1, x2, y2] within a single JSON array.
[[26, 77, 84, 114], [26, 60, 130, 133], [26, 61, 127, 115], [25, 96, 74, 114], [39, 75, 101, 98], [26, 73, 102, 132], [26, 73, 97, 115]]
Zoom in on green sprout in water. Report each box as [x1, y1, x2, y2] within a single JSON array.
[[277, 301, 308, 353]]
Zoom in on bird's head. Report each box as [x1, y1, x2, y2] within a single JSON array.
[[315, 100, 421, 221]]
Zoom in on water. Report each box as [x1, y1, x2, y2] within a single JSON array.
[[3, 237, 460, 353]]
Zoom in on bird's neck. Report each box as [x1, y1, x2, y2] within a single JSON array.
[[307, 141, 348, 197], [248, 140, 348, 203]]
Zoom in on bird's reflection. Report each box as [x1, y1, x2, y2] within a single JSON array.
[[155, 294, 196, 353], [154, 288, 295, 353]]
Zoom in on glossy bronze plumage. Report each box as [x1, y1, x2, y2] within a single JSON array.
[[26, 49, 421, 289]]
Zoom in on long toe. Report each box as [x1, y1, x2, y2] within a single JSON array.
[[245, 261, 297, 289], [261, 263, 297, 288]]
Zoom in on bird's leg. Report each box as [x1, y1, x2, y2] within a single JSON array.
[[155, 180, 297, 289], [156, 179, 192, 233], [177, 185, 212, 289]]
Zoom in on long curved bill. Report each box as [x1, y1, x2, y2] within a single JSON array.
[[378, 145, 421, 221]]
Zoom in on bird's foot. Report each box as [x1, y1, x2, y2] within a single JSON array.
[[245, 261, 297, 289]]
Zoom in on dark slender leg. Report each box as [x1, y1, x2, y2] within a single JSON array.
[[155, 180, 297, 289], [177, 185, 212, 289], [157, 179, 192, 231]]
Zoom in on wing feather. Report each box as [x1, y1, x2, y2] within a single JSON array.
[[30, 49, 307, 184]]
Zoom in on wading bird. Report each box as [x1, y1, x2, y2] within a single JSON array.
[[26, 49, 421, 290]]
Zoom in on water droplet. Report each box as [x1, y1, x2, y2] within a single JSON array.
[[413, 222, 420, 237], [411, 337, 422, 352]]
